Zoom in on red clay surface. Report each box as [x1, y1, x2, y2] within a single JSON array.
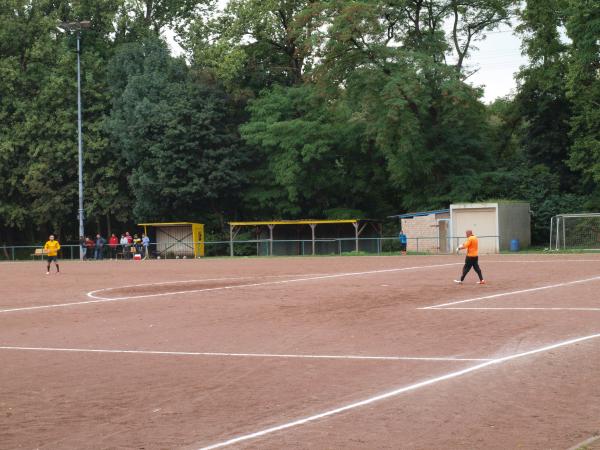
[[1, 254, 600, 449]]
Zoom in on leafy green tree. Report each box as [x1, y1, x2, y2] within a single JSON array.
[[106, 37, 247, 225], [565, 0, 600, 204], [0, 0, 126, 241], [241, 84, 393, 218], [514, 0, 575, 189], [314, 1, 504, 210], [185, 0, 324, 91], [114, 0, 210, 41], [0, 1, 85, 241]]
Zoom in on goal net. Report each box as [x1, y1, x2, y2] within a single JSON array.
[[549, 213, 600, 251]]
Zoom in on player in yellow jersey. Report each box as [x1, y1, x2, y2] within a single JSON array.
[[454, 230, 485, 284], [43, 235, 61, 275]]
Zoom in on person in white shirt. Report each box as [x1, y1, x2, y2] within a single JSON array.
[[119, 234, 128, 259], [142, 234, 150, 259]]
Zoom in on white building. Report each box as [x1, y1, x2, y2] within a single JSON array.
[[450, 202, 531, 253]]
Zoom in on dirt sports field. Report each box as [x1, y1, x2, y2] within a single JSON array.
[[1, 254, 600, 450]]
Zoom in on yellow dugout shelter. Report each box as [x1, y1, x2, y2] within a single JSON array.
[[138, 222, 205, 258]]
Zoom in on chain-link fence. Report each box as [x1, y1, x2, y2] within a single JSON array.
[[0, 235, 500, 261]]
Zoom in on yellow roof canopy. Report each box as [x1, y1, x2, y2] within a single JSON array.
[[229, 219, 359, 226]]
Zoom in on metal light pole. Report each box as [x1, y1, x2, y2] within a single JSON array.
[[58, 21, 91, 260]]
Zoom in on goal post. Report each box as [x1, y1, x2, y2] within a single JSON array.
[[549, 213, 600, 251]]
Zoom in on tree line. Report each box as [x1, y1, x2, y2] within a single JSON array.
[[0, 0, 598, 245]]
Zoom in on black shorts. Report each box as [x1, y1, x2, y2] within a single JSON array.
[[47, 256, 58, 263], [400, 243, 407, 251]]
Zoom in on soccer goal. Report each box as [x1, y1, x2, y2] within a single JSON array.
[[549, 213, 600, 251]]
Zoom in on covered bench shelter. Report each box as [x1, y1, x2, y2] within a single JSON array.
[[228, 220, 382, 256], [138, 222, 205, 258]]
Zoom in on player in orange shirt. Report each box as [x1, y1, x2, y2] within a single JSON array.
[[454, 230, 485, 284], [43, 234, 61, 275]]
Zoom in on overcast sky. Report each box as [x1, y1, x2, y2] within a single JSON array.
[[166, 4, 526, 104], [459, 24, 527, 103]]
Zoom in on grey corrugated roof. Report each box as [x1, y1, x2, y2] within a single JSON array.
[[388, 209, 450, 219]]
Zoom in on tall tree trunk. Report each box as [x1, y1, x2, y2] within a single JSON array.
[[107, 213, 112, 237]]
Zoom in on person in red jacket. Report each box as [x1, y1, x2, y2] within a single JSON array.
[[108, 233, 119, 259], [85, 236, 95, 260]]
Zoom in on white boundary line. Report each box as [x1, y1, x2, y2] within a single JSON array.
[[420, 275, 600, 310], [486, 259, 600, 263], [0, 346, 490, 362], [566, 434, 600, 450], [0, 262, 462, 314], [197, 333, 600, 450], [442, 307, 600, 311]]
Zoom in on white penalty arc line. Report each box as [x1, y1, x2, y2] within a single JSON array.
[[85, 258, 600, 303], [197, 333, 600, 450], [0, 346, 490, 362], [420, 275, 600, 310], [0, 262, 462, 314], [86, 262, 463, 301], [89, 273, 336, 294]]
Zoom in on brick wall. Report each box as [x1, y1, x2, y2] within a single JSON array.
[[401, 215, 441, 253]]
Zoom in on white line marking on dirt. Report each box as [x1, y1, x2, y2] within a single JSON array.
[[0, 346, 490, 362], [197, 333, 600, 450], [566, 434, 600, 450], [441, 307, 600, 311], [420, 275, 600, 310], [87, 262, 462, 301], [0, 263, 462, 313], [0, 298, 126, 314], [89, 273, 333, 295], [486, 259, 600, 263], [0, 262, 461, 315]]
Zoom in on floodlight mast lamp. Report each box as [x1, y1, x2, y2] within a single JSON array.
[[58, 21, 90, 260]]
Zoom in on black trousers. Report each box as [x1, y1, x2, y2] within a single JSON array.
[[461, 256, 483, 281]]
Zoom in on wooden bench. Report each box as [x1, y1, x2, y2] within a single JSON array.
[[31, 248, 47, 259]]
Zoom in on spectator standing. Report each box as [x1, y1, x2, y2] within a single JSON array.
[[399, 231, 408, 255], [108, 233, 119, 259], [94, 234, 106, 260], [119, 234, 128, 259], [125, 232, 133, 259], [133, 234, 142, 255], [142, 233, 150, 259], [85, 236, 95, 260]]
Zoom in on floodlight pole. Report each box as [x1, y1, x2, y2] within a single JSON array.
[[76, 32, 84, 258], [58, 21, 90, 260]]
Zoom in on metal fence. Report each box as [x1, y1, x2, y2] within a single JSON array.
[[0, 236, 500, 261]]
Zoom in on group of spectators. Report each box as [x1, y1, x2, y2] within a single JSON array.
[[80, 232, 150, 260]]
